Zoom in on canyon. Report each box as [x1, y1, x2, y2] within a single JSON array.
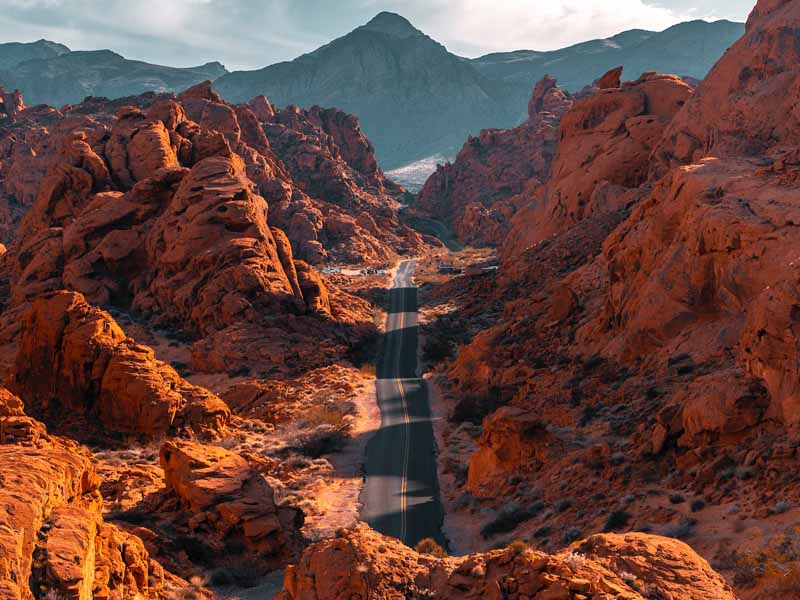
[[1, 0, 798, 598]]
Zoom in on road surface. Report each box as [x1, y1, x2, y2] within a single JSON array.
[[360, 259, 447, 548]]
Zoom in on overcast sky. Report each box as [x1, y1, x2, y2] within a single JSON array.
[[0, 0, 754, 71]]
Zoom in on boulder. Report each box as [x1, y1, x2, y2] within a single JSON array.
[[160, 440, 304, 568]]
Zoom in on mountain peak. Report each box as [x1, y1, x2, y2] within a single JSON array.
[[361, 12, 422, 38]]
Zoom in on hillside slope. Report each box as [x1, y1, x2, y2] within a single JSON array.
[[0, 49, 227, 107]]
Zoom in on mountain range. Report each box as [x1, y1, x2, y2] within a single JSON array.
[[0, 13, 744, 170], [0, 41, 227, 108]]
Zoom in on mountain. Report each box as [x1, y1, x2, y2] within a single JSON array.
[[0, 16, 744, 170], [214, 12, 519, 170], [0, 39, 70, 70], [216, 13, 743, 170], [472, 19, 745, 117], [0, 49, 228, 107]]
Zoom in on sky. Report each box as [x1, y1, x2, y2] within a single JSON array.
[[0, 0, 754, 71]]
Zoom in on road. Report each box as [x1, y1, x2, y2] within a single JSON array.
[[360, 259, 447, 548]]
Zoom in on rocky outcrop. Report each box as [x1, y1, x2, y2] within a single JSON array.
[[504, 71, 692, 254], [0, 83, 387, 378], [159, 440, 304, 570], [0, 390, 168, 600], [467, 407, 564, 497], [8, 291, 230, 439], [0, 87, 23, 120], [276, 523, 735, 600], [416, 76, 573, 246], [656, 0, 800, 171]]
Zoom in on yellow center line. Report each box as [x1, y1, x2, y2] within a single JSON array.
[[395, 261, 411, 543]]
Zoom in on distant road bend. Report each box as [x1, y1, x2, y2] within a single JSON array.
[[360, 259, 446, 548]]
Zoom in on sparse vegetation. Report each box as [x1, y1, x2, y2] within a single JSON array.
[[690, 499, 706, 512], [664, 519, 697, 540], [416, 537, 447, 557], [563, 526, 582, 545], [564, 551, 587, 570], [480, 502, 544, 539], [773, 501, 792, 515], [507, 539, 529, 555], [603, 509, 631, 532]]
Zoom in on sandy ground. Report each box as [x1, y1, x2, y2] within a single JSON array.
[[288, 377, 381, 541]]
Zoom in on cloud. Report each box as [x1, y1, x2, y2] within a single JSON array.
[[0, 0, 752, 70]]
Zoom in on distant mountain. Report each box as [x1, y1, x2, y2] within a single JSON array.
[[0, 47, 227, 107], [473, 20, 745, 118], [216, 14, 744, 169], [0, 39, 70, 71], [214, 12, 518, 169], [0, 17, 745, 170]]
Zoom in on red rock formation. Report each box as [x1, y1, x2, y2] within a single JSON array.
[[596, 66, 623, 89], [8, 291, 230, 439], [420, 6, 800, 597], [276, 523, 735, 600], [159, 440, 304, 570], [416, 76, 573, 246], [504, 72, 692, 255], [0, 389, 170, 600], [656, 0, 800, 171], [0, 82, 389, 379], [0, 87, 24, 120]]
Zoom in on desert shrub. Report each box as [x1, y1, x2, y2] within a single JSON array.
[[295, 424, 349, 457], [416, 538, 447, 557], [564, 551, 586, 569], [359, 363, 377, 378], [603, 509, 631, 532], [669, 494, 685, 504], [563, 526, 582, 544], [534, 525, 552, 539], [690, 499, 706, 512], [480, 502, 544, 539], [556, 499, 573, 513], [507, 539, 529, 555], [773, 501, 792, 515], [664, 519, 697, 540]]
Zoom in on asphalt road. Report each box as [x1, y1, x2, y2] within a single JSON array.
[[360, 259, 447, 548]]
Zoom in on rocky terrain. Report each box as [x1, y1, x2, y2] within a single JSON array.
[[0, 78, 424, 598], [415, 75, 573, 246], [1, 1, 795, 599], [415, 0, 800, 597]]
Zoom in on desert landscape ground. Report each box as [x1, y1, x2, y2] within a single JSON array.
[[2, 0, 800, 598]]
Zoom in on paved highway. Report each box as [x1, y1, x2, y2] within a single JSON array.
[[360, 259, 446, 548]]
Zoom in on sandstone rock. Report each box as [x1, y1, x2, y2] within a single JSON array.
[[160, 440, 304, 568], [138, 155, 306, 334], [596, 66, 623, 89], [276, 523, 735, 600], [417, 76, 573, 246], [8, 290, 230, 439], [505, 72, 692, 253], [656, 0, 800, 170], [0, 438, 167, 600], [467, 406, 562, 497]]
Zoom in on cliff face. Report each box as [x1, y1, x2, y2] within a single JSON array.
[[416, 76, 573, 247]]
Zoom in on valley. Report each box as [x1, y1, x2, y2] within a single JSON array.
[[2, 0, 800, 598]]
